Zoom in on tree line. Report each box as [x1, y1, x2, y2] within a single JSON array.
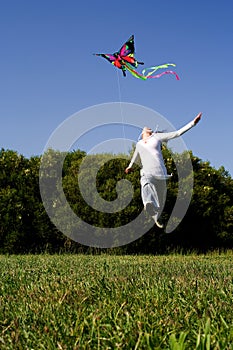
[[0, 147, 232, 254]]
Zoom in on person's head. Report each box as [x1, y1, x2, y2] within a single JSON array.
[[141, 126, 153, 140]]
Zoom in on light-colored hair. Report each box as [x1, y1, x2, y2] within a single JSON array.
[[142, 126, 153, 134]]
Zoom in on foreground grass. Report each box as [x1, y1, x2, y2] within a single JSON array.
[[0, 253, 232, 349]]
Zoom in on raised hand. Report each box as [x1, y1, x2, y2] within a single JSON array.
[[194, 112, 202, 124]]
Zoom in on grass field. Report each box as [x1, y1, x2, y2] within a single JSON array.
[[0, 253, 232, 349]]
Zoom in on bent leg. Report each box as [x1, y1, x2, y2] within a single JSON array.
[[140, 174, 159, 211], [141, 175, 167, 219]]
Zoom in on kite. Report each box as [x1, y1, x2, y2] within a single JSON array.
[[94, 35, 180, 80]]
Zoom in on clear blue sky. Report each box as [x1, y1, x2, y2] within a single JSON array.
[[1, 0, 233, 176]]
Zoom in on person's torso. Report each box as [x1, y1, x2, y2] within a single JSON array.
[[137, 136, 167, 177]]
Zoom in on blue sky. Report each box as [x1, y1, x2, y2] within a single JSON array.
[[1, 0, 233, 176]]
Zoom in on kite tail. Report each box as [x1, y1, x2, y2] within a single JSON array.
[[142, 63, 175, 76], [147, 70, 180, 80], [124, 61, 180, 80], [142, 63, 180, 80], [124, 62, 147, 80]]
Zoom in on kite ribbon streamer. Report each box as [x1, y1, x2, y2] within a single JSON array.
[[124, 61, 180, 80]]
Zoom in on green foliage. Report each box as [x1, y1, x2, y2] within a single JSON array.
[[0, 149, 64, 253], [178, 155, 233, 250], [0, 147, 233, 253], [62, 152, 142, 229]]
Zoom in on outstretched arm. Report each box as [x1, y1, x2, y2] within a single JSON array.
[[125, 147, 139, 174], [156, 112, 202, 142]]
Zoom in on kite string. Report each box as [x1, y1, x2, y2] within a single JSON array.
[[116, 69, 128, 155]]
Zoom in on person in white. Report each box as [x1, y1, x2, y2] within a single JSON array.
[[125, 112, 202, 228]]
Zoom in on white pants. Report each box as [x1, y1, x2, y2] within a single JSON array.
[[140, 173, 167, 215]]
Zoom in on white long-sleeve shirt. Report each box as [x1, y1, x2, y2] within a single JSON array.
[[128, 120, 195, 178]]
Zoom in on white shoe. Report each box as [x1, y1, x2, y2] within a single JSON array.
[[152, 215, 164, 229]]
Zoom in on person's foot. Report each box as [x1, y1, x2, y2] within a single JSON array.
[[152, 215, 164, 229]]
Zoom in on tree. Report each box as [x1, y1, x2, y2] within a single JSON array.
[[0, 147, 232, 254]]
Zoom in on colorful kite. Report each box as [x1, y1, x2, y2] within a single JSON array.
[[94, 35, 180, 80]]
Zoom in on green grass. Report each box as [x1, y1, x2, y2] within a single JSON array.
[[0, 253, 233, 349]]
